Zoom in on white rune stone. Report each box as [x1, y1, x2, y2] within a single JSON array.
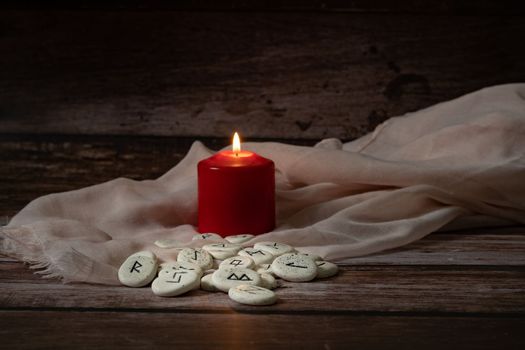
[[225, 234, 255, 244], [315, 260, 339, 279], [271, 253, 317, 282], [151, 270, 200, 297], [254, 242, 294, 256], [228, 284, 277, 306], [118, 254, 158, 288], [177, 248, 213, 270], [192, 233, 222, 241], [200, 273, 219, 292], [219, 255, 255, 270], [158, 261, 203, 278], [211, 267, 261, 293], [202, 243, 242, 260], [238, 247, 274, 265], [259, 273, 278, 290], [154, 239, 185, 249]]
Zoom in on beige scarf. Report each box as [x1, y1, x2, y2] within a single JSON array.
[[2, 84, 524, 285]]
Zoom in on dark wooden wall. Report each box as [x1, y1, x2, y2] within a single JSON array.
[[1, 1, 525, 215], [1, 1, 524, 141]]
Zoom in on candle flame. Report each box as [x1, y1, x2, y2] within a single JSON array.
[[232, 132, 241, 155]]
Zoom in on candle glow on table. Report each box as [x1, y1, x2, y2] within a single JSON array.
[[198, 132, 275, 237]]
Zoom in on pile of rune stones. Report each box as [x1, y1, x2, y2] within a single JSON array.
[[118, 233, 339, 306]]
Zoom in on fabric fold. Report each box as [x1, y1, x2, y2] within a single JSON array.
[[2, 83, 524, 284]]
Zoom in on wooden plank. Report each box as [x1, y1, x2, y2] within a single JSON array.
[[1, 311, 525, 350], [1, 263, 524, 314], [1, 12, 524, 140], [0, 135, 189, 217], [2, 1, 523, 14], [339, 233, 525, 266]]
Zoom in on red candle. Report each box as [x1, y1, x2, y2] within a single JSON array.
[[198, 132, 275, 237]]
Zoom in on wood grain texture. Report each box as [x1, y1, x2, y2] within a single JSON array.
[[339, 232, 525, 266], [2, 311, 525, 350], [1, 261, 524, 314], [1, 11, 524, 139]]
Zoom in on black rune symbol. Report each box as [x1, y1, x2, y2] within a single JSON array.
[[227, 273, 253, 281], [130, 260, 143, 273], [192, 250, 200, 260], [229, 259, 243, 266], [167, 271, 187, 283], [286, 262, 308, 269], [247, 250, 265, 256]]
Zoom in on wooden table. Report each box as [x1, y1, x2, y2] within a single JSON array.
[[1, 135, 525, 349]]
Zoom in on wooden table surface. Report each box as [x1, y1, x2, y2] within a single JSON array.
[[1, 135, 525, 349], [2, 229, 525, 349]]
